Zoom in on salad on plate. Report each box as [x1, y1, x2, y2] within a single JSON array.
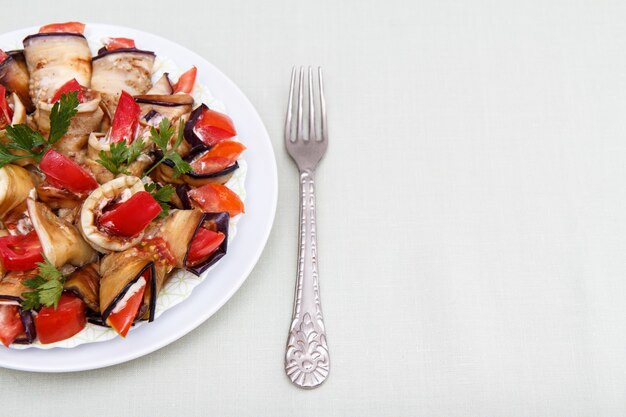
[[0, 22, 246, 348]]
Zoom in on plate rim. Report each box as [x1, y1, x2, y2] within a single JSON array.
[[0, 23, 278, 372]]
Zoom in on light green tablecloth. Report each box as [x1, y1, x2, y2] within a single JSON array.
[[1, 1, 625, 416]]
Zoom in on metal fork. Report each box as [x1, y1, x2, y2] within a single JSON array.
[[283, 66, 330, 389]]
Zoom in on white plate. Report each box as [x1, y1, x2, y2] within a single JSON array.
[[0, 23, 277, 372]]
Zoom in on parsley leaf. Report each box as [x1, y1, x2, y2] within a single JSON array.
[[0, 90, 80, 168], [4, 124, 46, 153], [150, 118, 175, 150], [37, 279, 64, 308], [36, 258, 63, 281], [0, 143, 29, 166], [2, 125, 47, 164], [127, 137, 144, 165], [144, 118, 191, 178], [20, 292, 41, 311], [167, 152, 192, 178], [96, 139, 145, 176], [20, 258, 66, 310], [145, 183, 175, 218], [48, 92, 79, 145], [97, 140, 131, 176], [97, 151, 125, 176], [23, 276, 47, 290]]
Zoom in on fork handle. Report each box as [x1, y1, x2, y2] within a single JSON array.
[[284, 169, 330, 388]]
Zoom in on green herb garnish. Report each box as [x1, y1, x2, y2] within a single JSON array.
[[21, 257, 66, 310], [48, 92, 80, 145], [143, 118, 192, 178], [96, 138, 145, 176], [145, 183, 176, 218], [0, 91, 80, 168], [94, 117, 188, 218], [97, 117, 190, 180]]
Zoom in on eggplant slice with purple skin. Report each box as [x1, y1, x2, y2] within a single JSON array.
[[183, 103, 210, 150], [0, 50, 34, 112], [150, 146, 239, 187], [23, 33, 92, 104], [64, 263, 100, 313], [135, 93, 193, 125], [99, 247, 157, 323], [146, 73, 173, 95], [174, 184, 192, 209], [185, 212, 229, 275], [0, 271, 37, 344], [160, 210, 229, 276], [158, 209, 203, 268], [91, 48, 155, 114]]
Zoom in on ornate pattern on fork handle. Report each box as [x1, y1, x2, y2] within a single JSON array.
[[285, 169, 330, 388]]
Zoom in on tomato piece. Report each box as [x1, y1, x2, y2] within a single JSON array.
[[0, 231, 44, 272], [98, 191, 162, 237], [190, 141, 246, 174], [109, 91, 141, 143], [0, 305, 25, 347], [193, 108, 237, 147], [0, 49, 8, 64], [50, 78, 85, 104], [0, 85, 12, 129], [35, 294, 86, 344], [39, 149, 98, 195], [139, 237, 176, 267], [104, 37, 136, 51], [188, 184, 244, 217], [39, 22, 85, 34], [186, 228, 225, 267], [107, 270, 148, 337], [172, 66, 197, 94]]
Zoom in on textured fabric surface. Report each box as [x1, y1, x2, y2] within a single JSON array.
[[2, 0, 626, 415]]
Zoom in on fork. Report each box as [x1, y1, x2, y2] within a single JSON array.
[[283, 66, 330, 389]]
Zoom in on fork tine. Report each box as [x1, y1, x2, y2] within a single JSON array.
[[284, 67, 296, 143], [318, 67, 327, 142], [308, 66, 315, 141], [296, 66, 304, 141]]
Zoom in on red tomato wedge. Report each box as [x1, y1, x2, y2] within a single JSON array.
[[186, 228, 225, 267], [98, 191, 162, 237], [0, 49, 8, 64], [39, 149, 98, 195], [104, 37, 136, 51], [193, 107, 237, 147], [106, 270, 149, 337], [39, 22, 85, 34], [0, 305, 25, 347], [190, 140, 246, 174], [50, 78, 85, 103], [0, 85, 13, 128], [109, 91, 141, 143], [172, 66, 197, 94], [0, 231, 44, 272], [35, 294, 86, 344], [140, 237, 176, 267], [188, 184, 244, 217]]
